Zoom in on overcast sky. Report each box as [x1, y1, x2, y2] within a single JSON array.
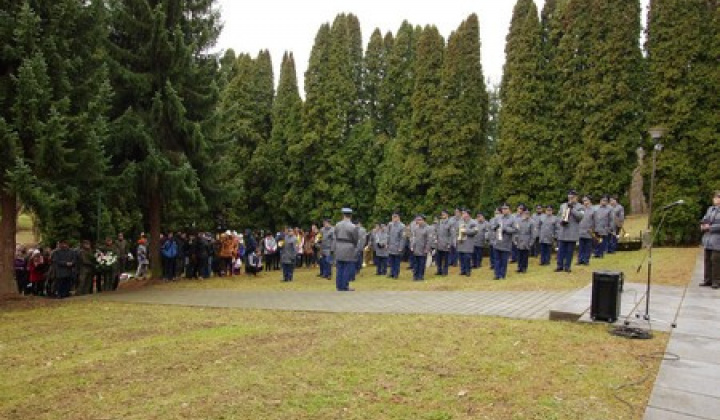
[[215, 0, 648, 94]]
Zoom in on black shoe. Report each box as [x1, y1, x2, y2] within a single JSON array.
[[565, 269, 572, 273], [516, 269, 522, 273], [554, 268, 563, 272], [493, 276, 501, 280], [713, 285, 719, 290], [699, 282, 712, 287]]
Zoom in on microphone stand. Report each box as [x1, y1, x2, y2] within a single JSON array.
[[634, 206, 677, 329]]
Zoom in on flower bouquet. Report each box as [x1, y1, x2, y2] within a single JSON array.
[[95, 250, 118, 272]]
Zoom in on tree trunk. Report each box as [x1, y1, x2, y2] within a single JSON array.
[[0, 189, 18, 296], [148, 189, 162, 279]]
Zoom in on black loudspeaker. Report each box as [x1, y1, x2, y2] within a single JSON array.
[[590, 271, 623, 322]]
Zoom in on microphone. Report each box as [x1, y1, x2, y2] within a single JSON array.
[[661, 200, 685, 210]]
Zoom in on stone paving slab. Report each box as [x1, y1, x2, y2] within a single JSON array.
[[92, 288, 576, 320], [644, 250, 720, 420]]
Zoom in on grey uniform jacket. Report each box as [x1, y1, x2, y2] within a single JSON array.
[[578, 206, 594, 239], [411, 224, 432, 256], [435, 219, 456, 252], [531, 213, 543, 239], [372, 230, 389, 257], [456, 219, 479, 253], [593, 205, 613, 236], [387, 221, 406, 255], [475, 221, 489, 248], [538, 215, 558, 244], [515, 218, 535, 250], [320, 226, 335, 257], [702, 206, 720, 251], [488, 215, 500, 247], [612, 204, 625, 229], [280, 235, 297, 265], [332, 220, 359, 262], [556, 202, 584, 242], [491, 214, 518, 252]]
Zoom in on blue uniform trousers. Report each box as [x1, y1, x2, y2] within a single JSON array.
[[436, 250, 449, 275], [389, 254, 402, 278], [376, 256, 388, 275], [282, 263, 294, 281], [494, 249, 510, 279], [449, 246, 458, 266], [459, 252, 473, 276], [540, 243, 552, 265], [517, 249, 529, 272], [336, 260, 355, 291], [557, 240, 576, 270], [578, 238, 593, 264], [489, 246, 495, 269], [472, 246, 484, 268], [413, 255, 427, 280], [594, 235, 609, 258]]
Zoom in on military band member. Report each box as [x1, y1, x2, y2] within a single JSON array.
[[538, 205, 557, 266], [473, 212, 489, 268], [491, 204, 518, 280], [410, 214, 431, 281], [488, 207, 501, 270], [333, 208, 359, 291], [318, 219, 335, 280], [387, 212, 406, 279], [515, 209, 534, 273], [700, 191, 720, 289], [371, 224, 389, 275], [353, 220, 367, 281], [510, 204, 526, 263], [577, 195, 595, 266], [434, 210, 455, 276], [608, 196, 625, 253], [449, 207, 462, 266], [457, 209, 479, 276], [593, 195, 613, 258], [556, 190, 584, 273], [531, 205, 544, 257], [280, 228, 297, 282]]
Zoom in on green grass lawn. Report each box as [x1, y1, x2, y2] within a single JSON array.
[[153, 246, 697, 293], [0, 300, 666, 420]]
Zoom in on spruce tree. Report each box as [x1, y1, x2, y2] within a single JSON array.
[[0, 0, 110, 294], [106, 0, 221, 275]]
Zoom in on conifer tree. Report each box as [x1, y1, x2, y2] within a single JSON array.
[[432, 14, 487, 210], [496, 0, 545, 205], [0, 0, 110, 294], [375, 21, 418, 219], [106, 0, 221, 274], [646, 0, 720, 242]]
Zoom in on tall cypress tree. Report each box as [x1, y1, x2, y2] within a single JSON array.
[[106, 0, 221, 274], [574, 0, 645, 198], [407, 25, 444, 214], [0, 0, 110, 294], [496, 0, 546, 205], [433, 14, 488, 210], [375, 21, 418, 219], [254, 52, 302, 228], [646, 0, 720, 242]]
